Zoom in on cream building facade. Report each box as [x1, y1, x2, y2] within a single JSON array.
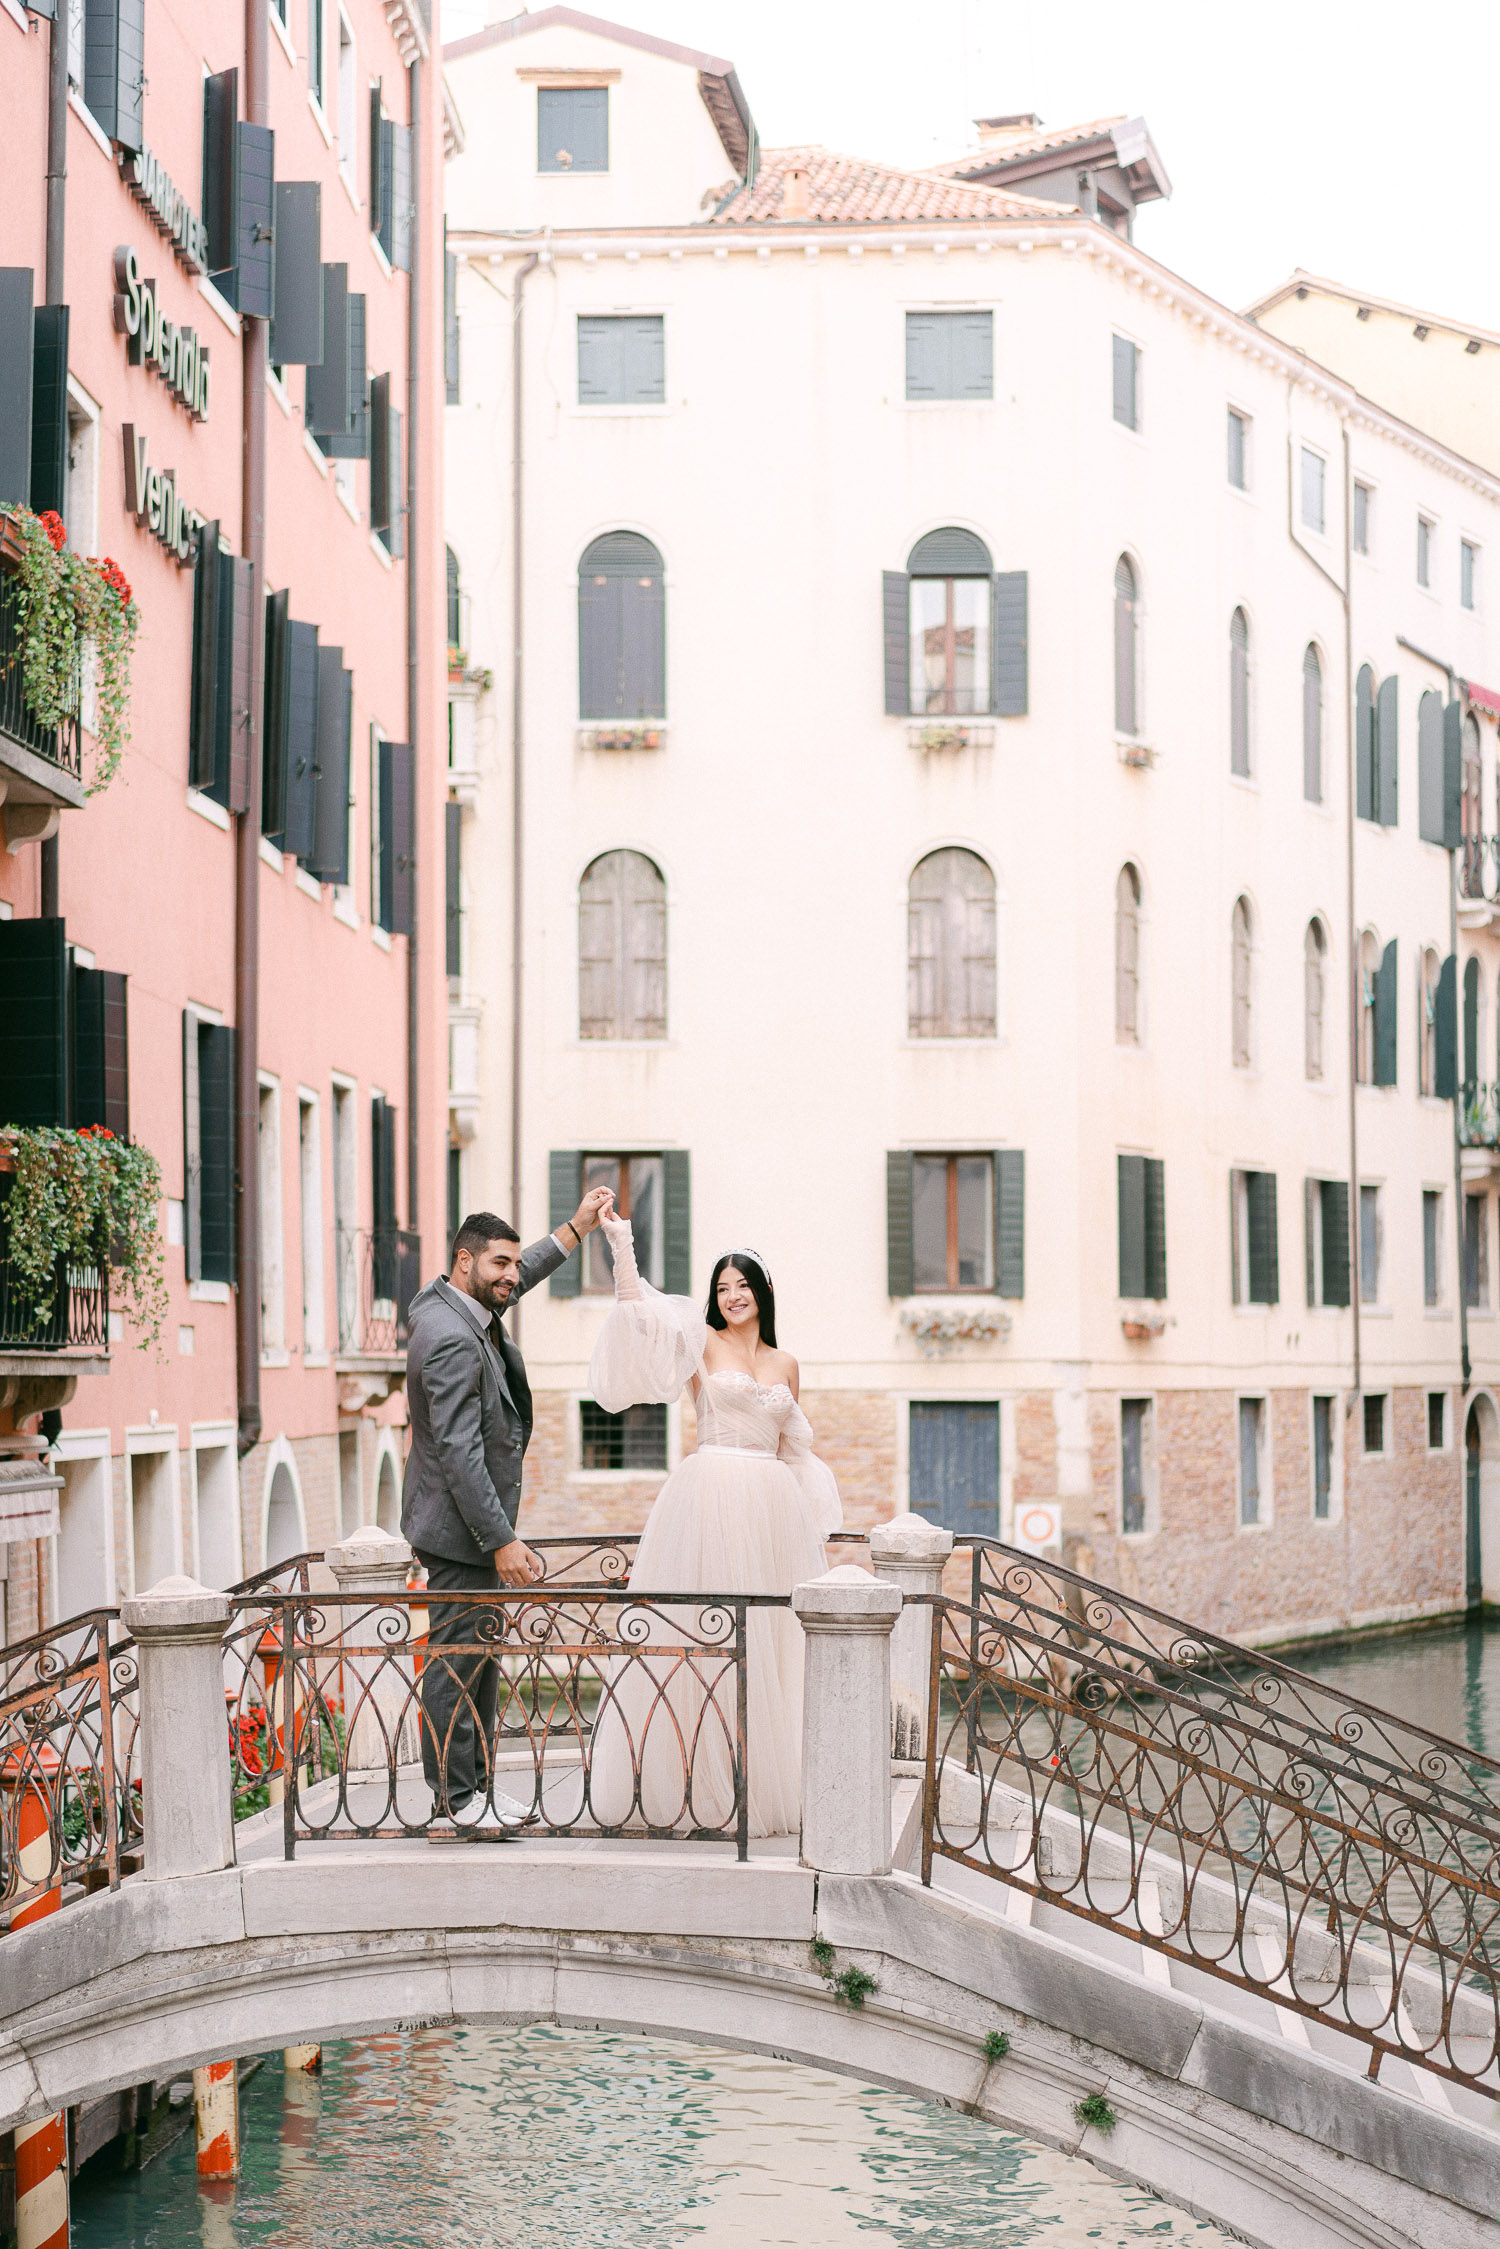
[[442, 6, 1500, 1644]]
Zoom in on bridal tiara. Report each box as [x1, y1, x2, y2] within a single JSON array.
[[724, 1248, 773, 1286]]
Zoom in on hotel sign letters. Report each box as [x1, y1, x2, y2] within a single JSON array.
[[117, 147, 209, 274], [113, 247, 212, 422], [122, 426, 207, 567]]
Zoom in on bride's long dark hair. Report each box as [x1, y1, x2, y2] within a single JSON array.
[[705, 1253, 778, 1348]]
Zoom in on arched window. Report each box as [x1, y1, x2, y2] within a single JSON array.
[[908, 848, 996, 1038], [1420, 948, 1441, 1095], [1302, 644, 1323, 803], [1229, 608, 1251, 776], [1113, 556, 1138, 735], [907, 528, 992, 716], [446, 544, 462, 652], [1462, 712, 1484, 897], [1231, 896, 1253, 1066], [1465, 955, 1482, 1093], [1304, 919, 1326, 1080], [1357, 931, 1379, 1085], [578, 533, 665, 719], [579, 850, 667, 1040], [1115, 863, 1142, 1043]]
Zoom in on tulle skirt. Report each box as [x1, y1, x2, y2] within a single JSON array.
[[586, 1448, 828, 1838]]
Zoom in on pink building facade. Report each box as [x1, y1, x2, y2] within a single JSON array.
[[0, 0, 449, 1636]]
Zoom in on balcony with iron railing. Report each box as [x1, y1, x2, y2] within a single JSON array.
[[0, 536, 86, 815], [334, 1227, 422, 1364], [1459, 1081, 1500, 1150], [0, 1172, 109, 1359]]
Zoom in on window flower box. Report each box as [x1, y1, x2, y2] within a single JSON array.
[[900, 1303, 1012, 1358], [1121, 1308, 1168, 1340], [1117, 740, 1157, 770], [908, 721, 995, 756], [577, 722, 665, 753]]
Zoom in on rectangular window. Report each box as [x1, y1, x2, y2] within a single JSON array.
[[538, 85, 608, 173], [1121, 1398, 1151, 1535], [1112, 334, 1140, 430], [1304, 1178, 1350, 1308], [1466, 1191, 1490, 1307], [1353, 482, 1371, 555], [308, 0, 325, 106], [579, 1399, 667, 1472], [908, 1401, 999, 1537], [1363, 1392, 1387, 1454], [1227, 407, 1247, 490], [1359, 1183, 1382, 1305], [336, 14, 356, 180], [909, 577, 990, 716], [1230, 1169, 1279, 1305], [577, 314, 665, 406], [1418, 515, 1433, 588], [1423, 1188, 1443, 1307], [332, 1078, 357, 1350], [1312, 1394, 1334, 1519], [1300, 447, 1325, 533], [1428, 1391, 1447, 1450], [905, 310, 993, 402], [1117, 1152, 1167, 1300], [299, 1094, 324, 1355], [257, 1078, 285, 1352], [183, 1012, 235, 1286], [1462, 540, 1478, 611], [912, 1153, 994, 1292], [1238, 1397, 1264, 1525], [583, 1153, 665, 1292]]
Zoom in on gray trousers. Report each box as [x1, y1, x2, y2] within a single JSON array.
[[415, 1551, 499, 1814]]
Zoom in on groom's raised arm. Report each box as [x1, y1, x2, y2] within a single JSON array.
[[514, 1185, 614, 1301]]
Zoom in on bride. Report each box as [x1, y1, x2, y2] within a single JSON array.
[[583, 1202, 841, 1838]]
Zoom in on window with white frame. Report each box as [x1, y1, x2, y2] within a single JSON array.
[[308, 0, 326, 107], [1424, 1187, 1444, 1308], [1353, 482, 1372, 555], [1229, 608, 1251, 776], [63, 382, 99, 557], [1120, 1397, 1153, 1534], [1312, 1394, 1336, 1520], [1466, 1190, 1490, 1308], [258, 1079, 285, 1351], [1227, 408, 1248, 490], [1302, 644, 1323, 803], [1304, 918, 1326, 1080], [1363, 1392, 1387, 1455], [1112, 334, 1140, 430], [1359, 1182, 1383, 1305], [1238, 1397, 1266, 1525], [331, 1076, 357, 1350], [1418, 514, 1434, 588], [1113, 555, 1139, 734], [578, 850, 667, 1041], [1231, 896, 1254, 1068], [1462, 540, 1479, 612], [1420, 948, 1442, 1095], [1300, 447, 1326, 534], [336, 12, 357, 181], [299, 1093, 325, 1354], [1115, 863, 1142, 1044], [908, 849, 997, 1039]]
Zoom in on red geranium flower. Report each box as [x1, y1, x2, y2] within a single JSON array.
[[37, 510, 67, 551]]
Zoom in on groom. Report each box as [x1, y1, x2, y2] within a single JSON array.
[[402, 1190, 611, 1832]]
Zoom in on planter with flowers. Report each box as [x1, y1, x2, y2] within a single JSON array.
[[577, 721, 665, 753], [900, 1304, 1012, 1359], [0, 1126, 167, 1353], [0, 504, 139, 793]]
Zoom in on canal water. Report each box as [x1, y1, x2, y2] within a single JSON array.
[[70, 1616, 1499, 2249]]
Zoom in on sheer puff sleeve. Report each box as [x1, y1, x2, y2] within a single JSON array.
[[587, 1215, 707, 1412], [776, 1399, 844, 1537]]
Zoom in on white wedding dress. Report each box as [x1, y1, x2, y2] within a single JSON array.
[[584, 1219, 842, 1839]]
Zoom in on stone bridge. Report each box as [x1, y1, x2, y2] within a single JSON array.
[[2, 1527, 1498, 2249]]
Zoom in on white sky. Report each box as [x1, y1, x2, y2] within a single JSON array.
[[444, 0, 1500, 331]]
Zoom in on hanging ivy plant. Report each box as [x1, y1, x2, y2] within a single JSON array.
[[0, 1125, 168, 1353], [0, 504, 139, 794]]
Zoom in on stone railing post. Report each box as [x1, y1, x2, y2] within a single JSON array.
[[868, 1514, 953, 1762], [119, 1575, 234, 1881], [325, 1525, 419, 1768], [792, 1565, 902, 1876]]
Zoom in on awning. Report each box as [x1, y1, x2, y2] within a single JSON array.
[[1464, 678, 1500, 718]]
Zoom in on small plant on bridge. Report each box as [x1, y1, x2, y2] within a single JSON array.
[[1074, 2091, 1117, 2134], [809, 1939, 878, 2010], [983, 2030, 1010, 2062]]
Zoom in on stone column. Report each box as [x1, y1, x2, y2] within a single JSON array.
[[325, 1525, 420, 1772], [792, 1565, 902, 1877], [120, 1576, 234, 1882], [868, 1514, 953, 1762]]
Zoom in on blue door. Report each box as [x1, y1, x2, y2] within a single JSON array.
[[909, 1402, 999, 1537]]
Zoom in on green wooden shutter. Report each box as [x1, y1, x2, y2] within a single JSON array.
[[1247, 1170, 1278, 1305], [549, 1150, 582, 1297], [0, 268, 34, 507], [886, 1150, 914, 1297], [445, 801, 462, 978], [1229, 1170, 1244, 1305], [1320, 1179, 1350, 1308], [1355, 665, 1374, 820], [198, 1024, 236, 1285], [203, 70, 240, 282], [1376, 674, 1399, 827], [1435, 953, 1457, 1101], [1464, 956, 1479, 1088], [378, 740, 414, 936], [307, 646, 350, 883], [261, 588, 291, 842], [305, 263, 349, 440], [182, 1010, 202, 1281], [188, 521, 221, 790], [29, 304, 68, 517], [370, 374, 404, 555], [233, 123, 276, 323], [1374, 937, 1398, 1086], [1443, 701, 1464, 850], [222, 555, 255, 816], [282, 619, 321, 861], [370, 86, 390, 254], [84, 0, 145, 152], [1304, 1177, 1317, 1306], [1143, 1157, 1167, 1301], [990, 571, 1027, 717], [73, 967, 128, 1139], [1117, 1153, 1145, 1298], [346, 292, 368, 456], [1418, 690, 1445, 844], [663, 1150, 691, 1295], [883, 572, 909, 716], [0, 918, 68, 1127], [268, 182, 322, 365], [994, 1148, 1024, 1299], [443, 241, 460, 404]]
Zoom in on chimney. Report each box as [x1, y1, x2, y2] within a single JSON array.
[[780, 166, 810, 220], [974, 113, 1041, 151]]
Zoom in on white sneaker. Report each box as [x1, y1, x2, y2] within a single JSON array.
[[449, 1789, 535, 1831]]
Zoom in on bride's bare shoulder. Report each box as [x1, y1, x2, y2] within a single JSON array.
[[764, 1347, 799, 1399]]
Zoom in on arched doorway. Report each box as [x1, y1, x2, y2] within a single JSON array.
[[264, 1462, 303, 1568], [375, 1449, 400, 1533], [1464, 1395, 1500, 1606]]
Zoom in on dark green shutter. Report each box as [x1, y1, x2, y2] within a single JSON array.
[[305, 263, 349, 441], [203, 70, 240, 282], [1143, 1157, 1167, 1300], [0, 918, 68, 1126], [887, 1150, 914, 1297], [344, 292, 368, 458], [1464, 957, 1480, 1088], [376, 739, 414, 936], [222, 554, 255, 816], [994, 1148, 1024, 1299], [663, 1149, 691, 1295], [990, 571, 1027, 717], [1247, 1170, 1278, 1305], [1376, 673, 1399, 827], [188, 520, 220, 789], [1304, 1178, 1317, 1307], [1356, 664, 1374, 821], [1117, 1153, 1145, 1298], [549, 1150, 583, 1297], [234, 123, 276, 323], [443, 240, 460, 404], [445, 801, 462, 979], [183, 1010, 202, 1279], [73, 967, 128, 1138], [1435, 953, 1457, 1101], [371, 1095, 397, 1232], [308, 648, 351, 884], [268, 182, 322, 365], [883, 572, 909, 716], [84, 0, 145, 152], [1374, 937, 1398, 1086], [370, 373, 403, 554], [1442, 701, 1464, 850], [198, 1024, 236, 1285], [262, 588, 291, 841], [1320, 1179, 1350, 1309], [371, 87, 390, 255], [0, 268, 34, 506], [29, 304, 68, 517], [282, 620, 320, 860], [1418, 690, 1445, 845]]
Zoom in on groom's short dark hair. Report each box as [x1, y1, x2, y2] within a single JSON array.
[[451, 1211, 520, 1264]]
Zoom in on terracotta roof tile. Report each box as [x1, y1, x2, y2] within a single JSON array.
[[709, 145, 1074, 226], [926, 116, 1128, 180]]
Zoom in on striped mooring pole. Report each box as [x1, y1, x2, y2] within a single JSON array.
[[10, 1764, 68, 2249], [193, 2061, 239, 2179]]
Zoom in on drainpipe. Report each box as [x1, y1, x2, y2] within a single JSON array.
[[405, 59, 421, 1243], [39, 2, 68, 920], [235, 0, 268, 1458], [509, 251, 538, 1327]]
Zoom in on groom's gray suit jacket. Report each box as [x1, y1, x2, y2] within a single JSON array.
[[400, 1242, 566, 1564]]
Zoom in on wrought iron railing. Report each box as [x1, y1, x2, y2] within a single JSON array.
[[1, 1613, 138, 1922], [335, 1226, 421, 1356], [0, 1174, 109, 1351], [0, 552, 83, 780], [1459, 1081, 1500, 1150], [1460, 834, 1500, 902], [925, 1536, 1500, 2097]]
